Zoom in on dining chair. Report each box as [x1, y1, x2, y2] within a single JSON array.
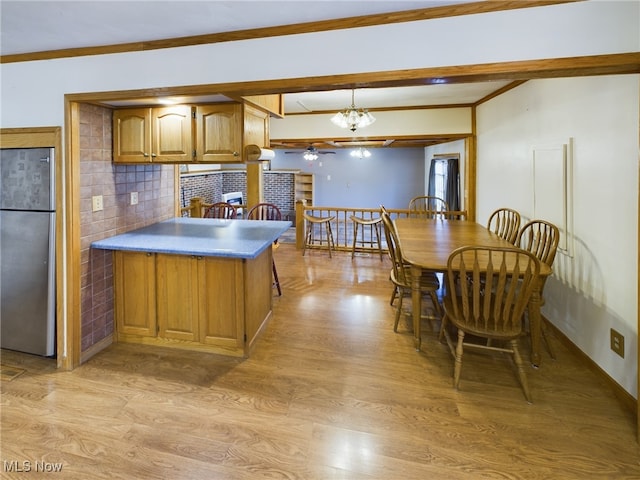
[[408, 195, 449, 218], [517, 219, 560, 358], [204, 202, 238, 219], [247, 203, 283, 296], [439, 245, 540, 402], [380, 207, 442, 333], [486, 207, 521, 244], [247, 202, 281, 221]]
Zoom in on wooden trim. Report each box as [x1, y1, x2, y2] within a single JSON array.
[[475, 80, 528, 105], [63, 53, 640, 106], [284, 103, 476, 116], [0, 1, 577, 64], [79, 335, 112, 364], [173, 165, 181, 216], [0, 127, 67, 367], [466, 110, 477, 223], [65, 101, 82, 370], [545, 320, 637, 416]]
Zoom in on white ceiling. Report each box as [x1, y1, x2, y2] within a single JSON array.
[[0, 1, 473, 56], [0, 0, 507, 113]]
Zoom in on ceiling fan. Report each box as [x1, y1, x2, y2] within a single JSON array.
[[284, 145, 336, 161]]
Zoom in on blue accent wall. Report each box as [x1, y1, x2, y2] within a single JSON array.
[[270, 147, 425, 210]]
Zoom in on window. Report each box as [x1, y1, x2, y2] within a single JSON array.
[[427, 155, 460, 211]]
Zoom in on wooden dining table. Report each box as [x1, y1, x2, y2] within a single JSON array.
[[394, 217, 552, 367]]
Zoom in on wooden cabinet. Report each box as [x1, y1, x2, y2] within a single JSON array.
[[156, 254, 200, 342], [194, 104, 243, 162], [114, 102, 271, 165], [113, 106, 194, 163], [114, 251, 157, 337], [242, 94, 284, 118], [295, 172, 314, 205], [112, 249, 272, 357]]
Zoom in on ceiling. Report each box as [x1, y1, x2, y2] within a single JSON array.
[[0, 1, 603, 149], [0, 1, 475, 57]]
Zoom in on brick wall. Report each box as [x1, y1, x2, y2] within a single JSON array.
[[180, 170, 296, 218], [79, 104, 175, 354]]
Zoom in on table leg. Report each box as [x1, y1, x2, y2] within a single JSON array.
[[411, 264, 423, 351], [528, 282, 543, 367]]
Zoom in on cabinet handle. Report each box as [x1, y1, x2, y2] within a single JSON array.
[[151, 153, 157, 158], [143, 153, 149, 157], [233, 151, 239, 157], [146, 252, 153, 257]]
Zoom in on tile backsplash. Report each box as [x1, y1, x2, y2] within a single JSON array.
[[79, 104, 175, 354]]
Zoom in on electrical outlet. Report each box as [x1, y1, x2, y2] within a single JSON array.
[[92, 195, 103, 212], [130, 191, 138, 205], [610, 328, 624, 358]]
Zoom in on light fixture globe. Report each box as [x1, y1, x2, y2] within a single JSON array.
[[350, 147, 371, 159], [330, 90, 376, 132]]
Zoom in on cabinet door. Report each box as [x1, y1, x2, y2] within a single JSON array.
[[151, 105, 194, 163], [156, 254, 200, 341], [195, 104, 242, 162], [114, 251, 157, 337], [113, 108, 151, 164], [198, 257, 244, 349]]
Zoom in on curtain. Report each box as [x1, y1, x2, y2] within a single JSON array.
[[427, 157, 460, 211]]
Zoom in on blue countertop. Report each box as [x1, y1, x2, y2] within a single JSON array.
[[91, 218, 292, 259]]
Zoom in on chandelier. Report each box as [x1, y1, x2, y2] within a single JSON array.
[[330, 89, 376, 132], [350, 147, 371, 159]]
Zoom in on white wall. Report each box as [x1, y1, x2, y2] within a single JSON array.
[[2, 1, 638, 128], [270, 108, 472, 139], [476, 74, 639, 397]]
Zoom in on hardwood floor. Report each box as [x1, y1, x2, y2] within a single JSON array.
[[2, 243, 639, 479]]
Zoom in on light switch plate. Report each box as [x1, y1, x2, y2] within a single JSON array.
[[130, 192, 138, 205]]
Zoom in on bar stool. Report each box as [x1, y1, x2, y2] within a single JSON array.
[[350, 215, 383, 261], [302, 213, 336, 258]]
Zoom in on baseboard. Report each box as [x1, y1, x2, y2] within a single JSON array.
[[545, 319, 637, 416], [80, 335, 113, 364]]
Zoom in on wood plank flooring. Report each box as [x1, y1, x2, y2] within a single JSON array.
[[2, 243, 639, 479]]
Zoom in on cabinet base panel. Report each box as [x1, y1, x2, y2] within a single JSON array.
[[116, 334, 246, 358]]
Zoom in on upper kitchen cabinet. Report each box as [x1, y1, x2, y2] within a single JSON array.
[[242, 94, 284, 118], [113, 106, 194, 164], [194, 104, 243, 163], [243, 103, 270, 148], [114, 102, 270, 164]]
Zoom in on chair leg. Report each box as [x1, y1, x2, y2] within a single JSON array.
[[510, 339, 532, 403], [453, 330, 465, 390], [302, 223, 311, 256], [541, 320, 556, 359], [375, 224, 384, 261], [326, 222, 334, 258], [351, 222, 358, 259], [393, 293, 404, 332], [389, 285, 397, 306], [272, 259, 281, 296], [428, 291, 442, 318]]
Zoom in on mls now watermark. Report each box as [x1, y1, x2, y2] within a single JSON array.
[[3, 460, 64, 473]]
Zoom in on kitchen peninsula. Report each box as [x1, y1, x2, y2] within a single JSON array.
[[92, 217, 290, 357]]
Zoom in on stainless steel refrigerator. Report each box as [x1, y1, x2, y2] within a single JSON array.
[[0, 147, 56, 356]]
